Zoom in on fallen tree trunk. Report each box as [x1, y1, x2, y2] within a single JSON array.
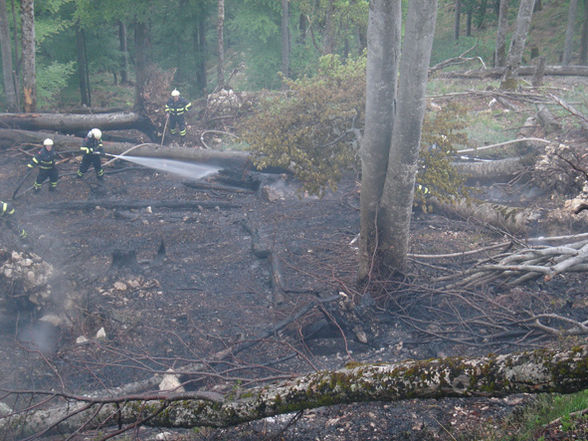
[[1, 345, 586, 438], [0, 129, 251, 171], [37, 199, 240, 211], [0, 112, 154, 137], [452, 157, 529, 181], [440, 65, 588, 79], [432, 197, 540, 233]]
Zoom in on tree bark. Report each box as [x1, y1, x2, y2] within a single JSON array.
[[217, 0, 225, 90], [20, 0, 35, 112], [119, 21, 129, 84], [563, 0, 579, 65], [194, 14, 207, 96], [455, 0, 461, 40], [378, 0, 438, 273], [581, 0, 588, 64], [76, 25, 91, 107], [281, 0, 290, 78], [2, 346, 586, 438], [495, 0, 508, 67], [0, 0, 17, 111], [358, 0, 402, 280], [134, 21, 147, 114], [500, 0, 536, 89], [0, 111, 151, 133], [441, 64, 588, 79]]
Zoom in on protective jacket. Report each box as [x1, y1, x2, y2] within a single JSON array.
[[27, 147, 56, 170], [165, 96, 192, 116], [77, 136, 105, 179], [80, 136, 104, 155]]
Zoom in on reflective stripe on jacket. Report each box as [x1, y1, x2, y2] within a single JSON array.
[[165, 97, 192, 116], [27, 147, 56, 170]]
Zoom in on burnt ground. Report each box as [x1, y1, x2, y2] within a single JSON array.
[[0, 136, 587, 441]]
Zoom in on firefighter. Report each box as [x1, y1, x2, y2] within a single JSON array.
[[0, 200, 27, 240], [165, 89, 192, 143], [77, 128, 105, 181], [27, 138, 58, 192]]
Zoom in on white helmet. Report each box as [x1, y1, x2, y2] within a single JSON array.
[[171, 89, 180, 97], [43, 138, 54, 147], [89, 128, 102, 140]]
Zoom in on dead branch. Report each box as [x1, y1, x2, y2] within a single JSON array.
[[0, 345, 585, 438], [456, 137, 550, 154], [445, 239, 588, 289]]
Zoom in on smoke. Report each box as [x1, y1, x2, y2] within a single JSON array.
[[18, 320, 58, 354]]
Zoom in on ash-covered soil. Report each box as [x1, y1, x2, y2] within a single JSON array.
[[0, 142, 586, 441]]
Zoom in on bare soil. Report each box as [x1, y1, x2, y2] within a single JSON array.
[[0, 114, 586, 439]]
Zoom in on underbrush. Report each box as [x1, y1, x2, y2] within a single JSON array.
[[476, 390, 588, 441]]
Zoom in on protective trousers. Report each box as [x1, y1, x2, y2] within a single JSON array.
[[78, 154, 104, 179], [34, 168, 58, 191]]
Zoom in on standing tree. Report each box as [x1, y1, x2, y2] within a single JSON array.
[[582, 0, 588, 64], [359, 0, 438, 279], [281, 0, 290, 78], [217, 0, 225, 90], [76, 24, 91, 106], [0, 0, 17, 111], [500, 0, 536, 89], [119, 20, 129, 84], [21, 0, 36, 112], [495, 0, 509, 67], [455, 0, 461, 40], [563, 0, 579, 65]]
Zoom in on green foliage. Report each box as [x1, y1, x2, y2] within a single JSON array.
[[244, 54, 469, 203], [479, 390, 588, 441], [417, 103, 470, 211], [242, 54, 365, 196], [36, 61, 76, 110]]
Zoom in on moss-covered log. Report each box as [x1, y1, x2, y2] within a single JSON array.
[[2, 345, 586, 438]]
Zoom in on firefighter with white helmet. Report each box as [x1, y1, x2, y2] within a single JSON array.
[[77, 128, 105, 182], [165, 89, 192, 143], [27, 138, 58, 192]]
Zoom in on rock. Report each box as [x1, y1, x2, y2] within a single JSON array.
[[76, 335, 89, 345], [114, 281, 127, 291], [158, 369, 185, 392], [39, 314, 63, 327], [95, 327, 107, 339]]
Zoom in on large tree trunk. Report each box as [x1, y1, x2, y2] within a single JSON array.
[[358, 0, 402, 280], [454, 0, 461, 40], [2, 345, 586, 438], [281, 0, 290, 79], [194, 14, 207, 96], [0, 112, 152, 134], [20, 0, 35, 112], [0, 0, 17, 111], [119, 21, 129, 84], [500, 0, 536, 89], [76, 25, 91, 107], [581, 0, 588, 64], [442, 64, 588, 78], [377, 0, 438, 273], [563, 0, 579, 65], [495, 0, 508, 67], [134, 21, 147, 114], [216, 0, 225, 90]]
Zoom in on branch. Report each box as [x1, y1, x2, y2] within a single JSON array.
[[2, 346, 586, 438]]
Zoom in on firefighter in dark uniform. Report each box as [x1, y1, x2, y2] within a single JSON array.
[[77, 128, 105, 181], [0, 200, 27, 239], [165, 89, 192, 143], [27, 138, 58, 192]]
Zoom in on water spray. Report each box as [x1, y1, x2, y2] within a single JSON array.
[[104, 153, 220, 181]]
